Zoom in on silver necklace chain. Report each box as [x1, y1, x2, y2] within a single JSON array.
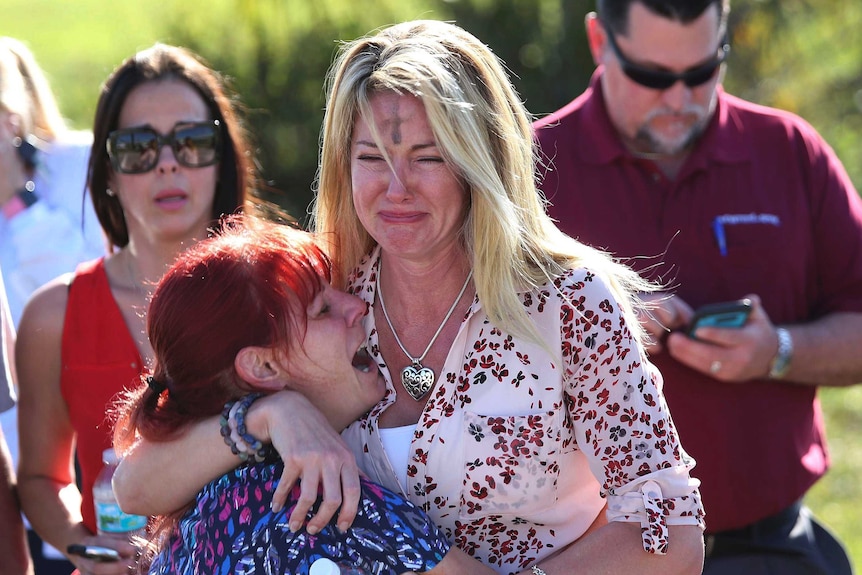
[[124, 252, 148, 299], [376, 267, 473, 368]]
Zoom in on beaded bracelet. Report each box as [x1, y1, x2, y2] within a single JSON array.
[[219, 393, 273, 463]]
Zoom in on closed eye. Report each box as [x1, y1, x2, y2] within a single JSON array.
[[308, 293, 330, 318], [415, 155, 447, 171]]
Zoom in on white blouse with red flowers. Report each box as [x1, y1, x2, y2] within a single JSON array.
[[342, 249, 705, 575]]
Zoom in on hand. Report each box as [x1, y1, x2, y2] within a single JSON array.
[[66, 533, 138, 575], [247, 391, 362, 534], [636, 293, 694, 355], [666, 294, 778, 381]]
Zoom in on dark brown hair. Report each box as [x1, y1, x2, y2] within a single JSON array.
[[597, 0, 729, 36], [88, 43, 257, 248]]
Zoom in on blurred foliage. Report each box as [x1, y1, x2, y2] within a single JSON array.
[[725, 1, 862, 188], [161, 0, 442, 220], [159, 0, 594, 222], [158, 0, 861, 221], [1, 0, 860, 570], [1, 1, 167, 134], [4, 0, 859, 220]]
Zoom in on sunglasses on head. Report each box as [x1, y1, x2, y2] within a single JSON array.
[[604, 26, 730, 90], [107, 120, 221, 174]]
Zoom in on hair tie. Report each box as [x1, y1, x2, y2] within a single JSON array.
[[146, 375, 167, 393]]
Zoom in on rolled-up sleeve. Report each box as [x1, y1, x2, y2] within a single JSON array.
[[561, 271, 706, 554], [606, 470, 704, 553]]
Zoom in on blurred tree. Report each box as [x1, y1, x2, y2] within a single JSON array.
[[726, 0, 862, 187], [162, 0, 452, 222], [160, 0, 597, 222], [155, 0, 859, 223], [438, 0, 593, 115]]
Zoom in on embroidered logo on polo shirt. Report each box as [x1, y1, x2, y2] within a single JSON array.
[[712, 213, 780, 256]]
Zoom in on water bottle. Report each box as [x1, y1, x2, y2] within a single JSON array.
[[92, 448, 147, 539], [309, 557, 369, 575]]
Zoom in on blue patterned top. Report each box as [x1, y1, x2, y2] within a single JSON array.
[[149, 461, 450, 575]]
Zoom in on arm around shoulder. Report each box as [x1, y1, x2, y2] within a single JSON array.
[[113, 389, 359, 524], [112, 414, 240, 516]]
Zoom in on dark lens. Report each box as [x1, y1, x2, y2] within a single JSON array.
[[111, 129, 159, 174], [682, 62, 720, 88], [607, 23, 726, 90], [172, 123, 220, 168], [623, 66, 677, 90], [606, 30, 677, 89]]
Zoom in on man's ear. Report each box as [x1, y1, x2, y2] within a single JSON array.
[[235, 346, 287, 392], [585, 12, 608, 67]]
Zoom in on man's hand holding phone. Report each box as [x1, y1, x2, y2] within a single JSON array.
[[666, 294, 781, 381], [686, 299, 753, 339]]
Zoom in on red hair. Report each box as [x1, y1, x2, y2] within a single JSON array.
[[113, 215, 331, 452]]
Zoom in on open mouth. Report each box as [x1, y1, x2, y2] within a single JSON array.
[[351, 345, 377, 374]]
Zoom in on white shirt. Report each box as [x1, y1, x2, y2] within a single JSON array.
[[378, 424, 416, 493], [37, 131, 105, 259]]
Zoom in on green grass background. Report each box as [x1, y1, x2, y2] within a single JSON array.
[[2, 1, 173, 132], [807, 386, 862, 570], [3, 1, 860, 571]]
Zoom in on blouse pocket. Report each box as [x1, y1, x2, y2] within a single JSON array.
[[459, 409, 563, 519]]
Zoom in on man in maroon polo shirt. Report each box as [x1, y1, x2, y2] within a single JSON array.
[[534, 1, 862, 573]]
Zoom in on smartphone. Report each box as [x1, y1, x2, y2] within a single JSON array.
[[66, 544, 121, 563], [687, 298, 752, 338]]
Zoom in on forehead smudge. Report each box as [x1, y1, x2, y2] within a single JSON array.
[[385, 100, 403, 145]]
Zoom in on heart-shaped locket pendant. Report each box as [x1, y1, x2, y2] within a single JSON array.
[[401, 363, 435, 401]]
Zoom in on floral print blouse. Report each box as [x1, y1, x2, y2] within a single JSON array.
[[341, 249, 706, 575]]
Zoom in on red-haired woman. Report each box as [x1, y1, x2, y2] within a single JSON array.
[[14, 43, 257, 574], [112, 215, 492, 575]]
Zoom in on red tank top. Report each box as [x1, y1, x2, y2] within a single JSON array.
[[60, 258, 143, 532]]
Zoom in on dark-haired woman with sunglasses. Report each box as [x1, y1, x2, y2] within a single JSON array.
[[14, 43, 259, 575]]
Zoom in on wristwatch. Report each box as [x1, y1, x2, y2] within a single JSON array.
[[768, 327, 793, 379]]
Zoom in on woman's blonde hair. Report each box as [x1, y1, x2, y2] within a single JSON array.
[[312, 20, 652, 345], [0, 37, 67, 141]]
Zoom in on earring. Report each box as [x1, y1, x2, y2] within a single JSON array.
[[106, 188, 116, 197]]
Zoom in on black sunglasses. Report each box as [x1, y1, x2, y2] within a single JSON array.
[[107, 120, 222, 174], [604, 27, 730, 90]]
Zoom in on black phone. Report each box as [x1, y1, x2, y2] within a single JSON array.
[[687, 298, 752, 338], [66, 544, 121, 563]]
